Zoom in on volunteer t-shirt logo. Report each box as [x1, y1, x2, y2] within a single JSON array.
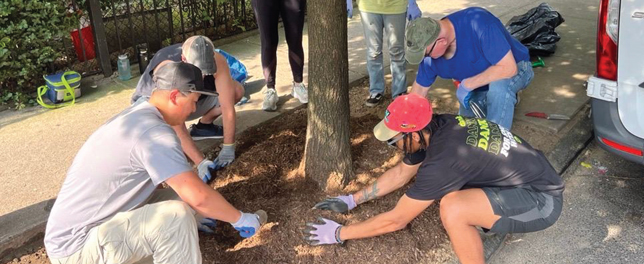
[[455, 116, 521, 158]]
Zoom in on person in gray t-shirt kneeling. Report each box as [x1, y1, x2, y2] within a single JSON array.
[[45, 62, 265, 264]]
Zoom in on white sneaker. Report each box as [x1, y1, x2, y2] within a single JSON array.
[[292, 82, 308, 103], [262, 88, 278, 111]]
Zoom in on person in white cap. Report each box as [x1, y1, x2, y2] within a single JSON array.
[[132, 35, 242, 182], [306, 94, 564, 264], [46, 62, 264, 264]]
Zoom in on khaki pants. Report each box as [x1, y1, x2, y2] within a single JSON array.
[[50, 189, 202, 264]]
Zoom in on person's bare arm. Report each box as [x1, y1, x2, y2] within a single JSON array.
[[352, 162, 421, 205], [213, 52, 237, 145], [410, 81, 431, 97], [462, 50, 517, 89], [340, 195, 434, 240], [172, 124, 204, 164], [165, 171, 241, 223]]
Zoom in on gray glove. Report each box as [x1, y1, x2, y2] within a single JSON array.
[[214, 143, 235, 169], [197, 159, 216, 182], [313, 195, 356, 213]]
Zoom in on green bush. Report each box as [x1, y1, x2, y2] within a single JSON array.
[[0, 0, 75, 97]]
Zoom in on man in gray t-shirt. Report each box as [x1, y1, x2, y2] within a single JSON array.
[[45, 62, 264, 264]]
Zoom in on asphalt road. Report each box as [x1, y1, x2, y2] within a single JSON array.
[[491, 142, 644, 264]]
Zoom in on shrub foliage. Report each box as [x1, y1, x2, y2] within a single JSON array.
[[0, 0, 74, 95]]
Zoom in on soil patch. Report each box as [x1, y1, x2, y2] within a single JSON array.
[[200, 105, 453, 264]]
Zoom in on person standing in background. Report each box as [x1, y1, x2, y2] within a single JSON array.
[[252, 0, 309, 111], [347, 0, 422, 107]]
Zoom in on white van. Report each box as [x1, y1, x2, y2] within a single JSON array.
[[586, 0, 644, 165]]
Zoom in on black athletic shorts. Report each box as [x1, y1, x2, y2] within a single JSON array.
[[483, 187, 563, 234]]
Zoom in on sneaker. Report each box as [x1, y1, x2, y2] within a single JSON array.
[[292, 82, 308, 103], [516, 90, 522, 105], [189, 121, 224, 140], [262, 88, 278, 111], [365, 93, 383, 107]]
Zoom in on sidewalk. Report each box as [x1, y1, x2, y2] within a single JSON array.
[[0, 0, 595, 260], [490, 142, 644, 264]]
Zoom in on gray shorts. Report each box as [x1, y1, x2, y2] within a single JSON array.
[[187, 95, 219, 121], [483, 187, 563, 234]]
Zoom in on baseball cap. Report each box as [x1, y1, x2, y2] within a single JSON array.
[[182, 36, 216, 75], [153, 61, 217, 96], [373, 93, 433, 141], [405, 17, 441, 65]]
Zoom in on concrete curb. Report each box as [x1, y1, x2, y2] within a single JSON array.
[[0, 199, 55, 263], [545, 105, 594, 175]]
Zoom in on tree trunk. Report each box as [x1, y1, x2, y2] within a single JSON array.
[[303, 0, 353, 192]]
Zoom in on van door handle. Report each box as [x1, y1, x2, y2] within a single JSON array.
[[634, 12, 644, 19]]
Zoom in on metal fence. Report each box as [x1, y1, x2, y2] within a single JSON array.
[[60, 0, 256, 77]]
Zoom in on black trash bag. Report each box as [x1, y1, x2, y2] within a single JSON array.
[[505, 3, 565, 56]]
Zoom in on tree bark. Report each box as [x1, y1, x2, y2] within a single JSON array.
[[303, 0, 353, 192]]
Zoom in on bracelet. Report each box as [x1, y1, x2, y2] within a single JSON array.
[[335, 226, 344, 244]]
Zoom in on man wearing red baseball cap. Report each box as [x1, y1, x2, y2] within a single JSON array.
[[305, 94, 564, 264]]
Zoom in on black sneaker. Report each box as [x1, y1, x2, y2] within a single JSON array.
[[190, 122, 224, 140], [365, 93, 383, 107]]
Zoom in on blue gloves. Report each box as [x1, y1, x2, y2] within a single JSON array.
[[197, 217, 217, 234], [456, 82, 474, 110], [197, 159, 216, 183], [214, 143, 235, 170], [346, 0, 353, 18], [231, 211, 261, 238], [407, 0, 422, 21]]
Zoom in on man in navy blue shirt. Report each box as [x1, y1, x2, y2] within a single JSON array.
[[405, 7, 534, 129]]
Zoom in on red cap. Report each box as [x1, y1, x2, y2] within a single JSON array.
[[373, 93, 433, 141]]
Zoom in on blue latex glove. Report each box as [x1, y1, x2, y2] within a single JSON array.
[[197, 159, 216, 183], [407, 0, 422, 21], [303, 217, 344, 245], [198, 217, 217, 234], [346, 0, 353, 18], [456, 82, 474, 110], [313, 194, 357, 213], [214, 144, 235, 170], [231, 212, 261, 238]]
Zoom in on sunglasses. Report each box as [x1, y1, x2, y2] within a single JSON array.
[[425, 39, 439, 57], [387, 133, 406, 146]]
